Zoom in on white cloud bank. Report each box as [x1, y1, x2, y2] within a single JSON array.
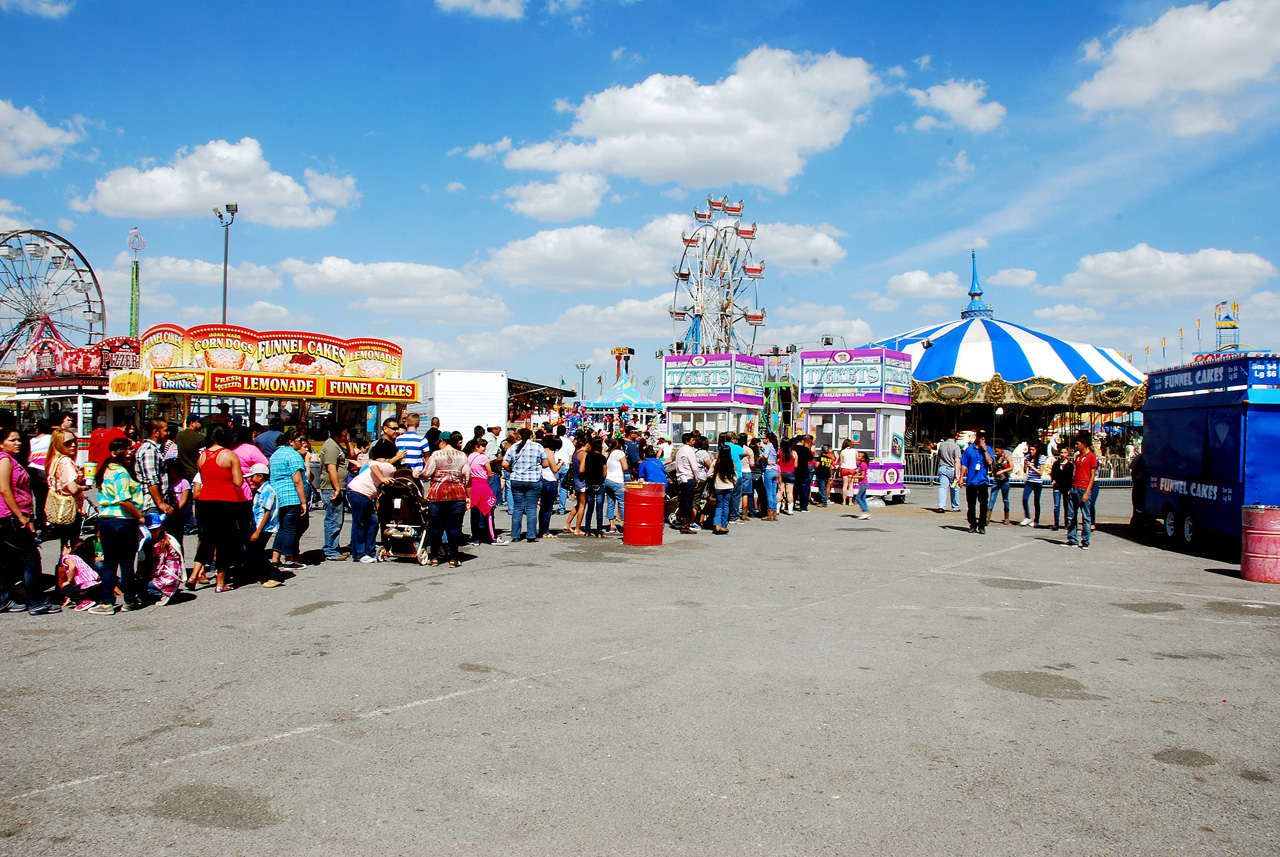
[[0, 0, 72, 18], [1042, 243, 1276, 306], [0, 99, 84, 175], [504, 172, 609, 221], [909, 79, 1006, 133], [886, 269, 964, 299], [1071, 0, 1280, 136], [71, 138, 358, 228], [435, 0, 524, 19], [492, 46, 882, 192]]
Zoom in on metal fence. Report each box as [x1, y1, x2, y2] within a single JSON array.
[[903, 452, 1131, 487]]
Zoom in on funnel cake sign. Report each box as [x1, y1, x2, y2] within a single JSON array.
[[140, 325, 404, 380]]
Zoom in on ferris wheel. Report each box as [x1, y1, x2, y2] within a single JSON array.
[[0, 230, 106, 370], [668, 195, 766, 355]]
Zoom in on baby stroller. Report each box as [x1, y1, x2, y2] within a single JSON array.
[[376, 475, 430, 565]]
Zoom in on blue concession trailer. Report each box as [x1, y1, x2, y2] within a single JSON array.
[[1138, 356, 1280, 545]]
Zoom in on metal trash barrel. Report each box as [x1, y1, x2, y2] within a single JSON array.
[[622, 482, 665, 547], [1241, 505, 1280, 584]]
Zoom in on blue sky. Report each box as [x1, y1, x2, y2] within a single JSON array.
[[2, 0, 1278, 394]]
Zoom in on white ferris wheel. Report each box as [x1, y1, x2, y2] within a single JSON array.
[[0, 230, 106, 370], [668, 195, 766, 356]]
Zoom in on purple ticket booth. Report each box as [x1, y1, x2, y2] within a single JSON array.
[[799, 348, 912, 503], [663, 353, 764, 439]]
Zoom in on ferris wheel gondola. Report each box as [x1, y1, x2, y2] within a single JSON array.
[[668, 195, 766, 356], [0, 230, 106, 369]]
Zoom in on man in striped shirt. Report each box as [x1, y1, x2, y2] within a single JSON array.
[[396, 413, 431, 476]]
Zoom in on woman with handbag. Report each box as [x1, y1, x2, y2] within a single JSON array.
[[464, 439, 505, 546], [422, 432, 471, 567], [44, 429, 86, 550]]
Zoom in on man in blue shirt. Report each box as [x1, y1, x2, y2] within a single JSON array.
[[624, 428, 642, 476], [958, 434, 994, 534]]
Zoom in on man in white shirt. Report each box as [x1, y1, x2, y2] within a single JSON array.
[[675, 433, 699, 534]]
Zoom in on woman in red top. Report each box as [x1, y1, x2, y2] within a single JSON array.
[[195, 426, 245, 591]]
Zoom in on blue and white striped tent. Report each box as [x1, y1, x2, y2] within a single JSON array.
[[868, 254, 1145, 387]]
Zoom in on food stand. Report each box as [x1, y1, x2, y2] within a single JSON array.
[[663, 353, 764, 438], [798, 348, 911, 502], [139, 324, 418, 438]]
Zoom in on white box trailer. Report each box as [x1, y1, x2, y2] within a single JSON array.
[[415, 369, 508, 433]]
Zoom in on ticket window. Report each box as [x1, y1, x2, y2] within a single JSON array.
[[668, 410, 726, 438], [815, 412, 877, 453]]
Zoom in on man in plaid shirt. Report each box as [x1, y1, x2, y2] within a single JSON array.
[[135, 418, 173, 518]]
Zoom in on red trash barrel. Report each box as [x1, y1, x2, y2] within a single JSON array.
[[1242, 506, 1280, 584], [623, 482, 665, 547]]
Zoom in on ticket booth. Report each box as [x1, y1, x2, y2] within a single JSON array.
[[798, 348, 912, 502], [664, 353, 764, 439]]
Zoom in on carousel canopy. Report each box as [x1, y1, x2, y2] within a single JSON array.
[[583, 376, 661, 410], [866, 253, 1147, 409]]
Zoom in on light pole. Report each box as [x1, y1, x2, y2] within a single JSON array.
[[575, 362, 590, 400], [214, 202, 238, 324]]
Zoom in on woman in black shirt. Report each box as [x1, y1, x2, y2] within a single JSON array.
[[582, 438, 608, 537]]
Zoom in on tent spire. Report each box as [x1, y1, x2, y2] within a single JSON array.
[[961, 250, 994, 319]]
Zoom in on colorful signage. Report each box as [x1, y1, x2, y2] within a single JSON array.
[[16, 335, 139, 380], [139, 324, 405, 380], [146, 370, 418, 401], [799, 349, 911, 405], [1148, 356, 1277, 397], [663, 353, 764, 406], [107, 369, 152, 400]]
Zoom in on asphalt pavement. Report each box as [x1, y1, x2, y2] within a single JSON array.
[[1, 488, 1276, 856]]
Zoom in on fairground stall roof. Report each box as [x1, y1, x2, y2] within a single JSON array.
[[583, 376, 662, 410], [866, 253, 1147, 410]]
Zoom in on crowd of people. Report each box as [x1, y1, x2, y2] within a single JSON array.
[[0, 402, 1113, 618], [933, 428, 1101, 547]]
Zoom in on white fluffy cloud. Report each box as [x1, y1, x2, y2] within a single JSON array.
[[0, 199, 27, 230], [281, 256, 509, 325], [908, 79, 1006, 133], [1034, 303, 1105, 323], [455, 294, 672, 359], [446, 181, 467, 193], [503, 172, 609, 221], [988, 267, 1038, 288], [71, 138, 358, 228], [499, 46, 882, 192], [144, 255, 283, 292], [0, 99, 83, 175], [1043, 243, 1277, 306], [886, 269, 964, 299], [756, 302, 872, 350], [0, 0, 72, 18], [482, 213, 683, 290], [1070, 0, 1280, 136], [481, 213, 848, 290], [435, 0, 524, 19]]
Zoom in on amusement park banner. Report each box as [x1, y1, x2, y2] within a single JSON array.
[[17, 336, 139, 381], [149, 369, 418, 402], [799, 349, 911, 405], [663, 354, 764, 406]]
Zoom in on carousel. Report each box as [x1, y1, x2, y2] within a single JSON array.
[[868, 253, 1147, 449]]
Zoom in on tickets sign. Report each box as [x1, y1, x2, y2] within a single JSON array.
[[799, 349, 911, 405], [663, 353, 764, 405]]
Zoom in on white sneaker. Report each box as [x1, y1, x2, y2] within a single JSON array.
[[1019, 518, 1031, 526], [688, 523, 701, 531], [858, 514, 871, 520], [359, 555, 377, 564], [492, 537, 510, 545]]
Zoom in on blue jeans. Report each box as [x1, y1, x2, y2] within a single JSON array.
[[813, 476, 830, 506], [539, 479, 559, 536], [98, 516, 139, 606], [505, 477, 515, 513], [489, 471, 503, 507], [992, 480, 1010, 512], [1053, 488, 1065, 526], [855, 484, 869, 513], [714, 488, 733, 529], [604, 480, 626, 523], [731, 474, 750, 520], [1066, 486, 1092, 546], [557, 475, 569, 514], [938, 465, 958, 510], [429, 500, 465, 560], [584, 485, 605, 534], [764, 468, 779, 511], [322, 489, 346, 558], [274, 504, 308, 558], [1022, 482, 1042, 524], [348, 491, 378, 560], [796, 476, 813, 511], [0, 518, 49, 611], [510, 480, 541, 540]]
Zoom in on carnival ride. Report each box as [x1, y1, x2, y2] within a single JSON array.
[[668, 196, 766, 356], [0, 230, 105, 370]]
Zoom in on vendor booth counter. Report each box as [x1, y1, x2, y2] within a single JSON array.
[[799, 348, 911, 502]]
